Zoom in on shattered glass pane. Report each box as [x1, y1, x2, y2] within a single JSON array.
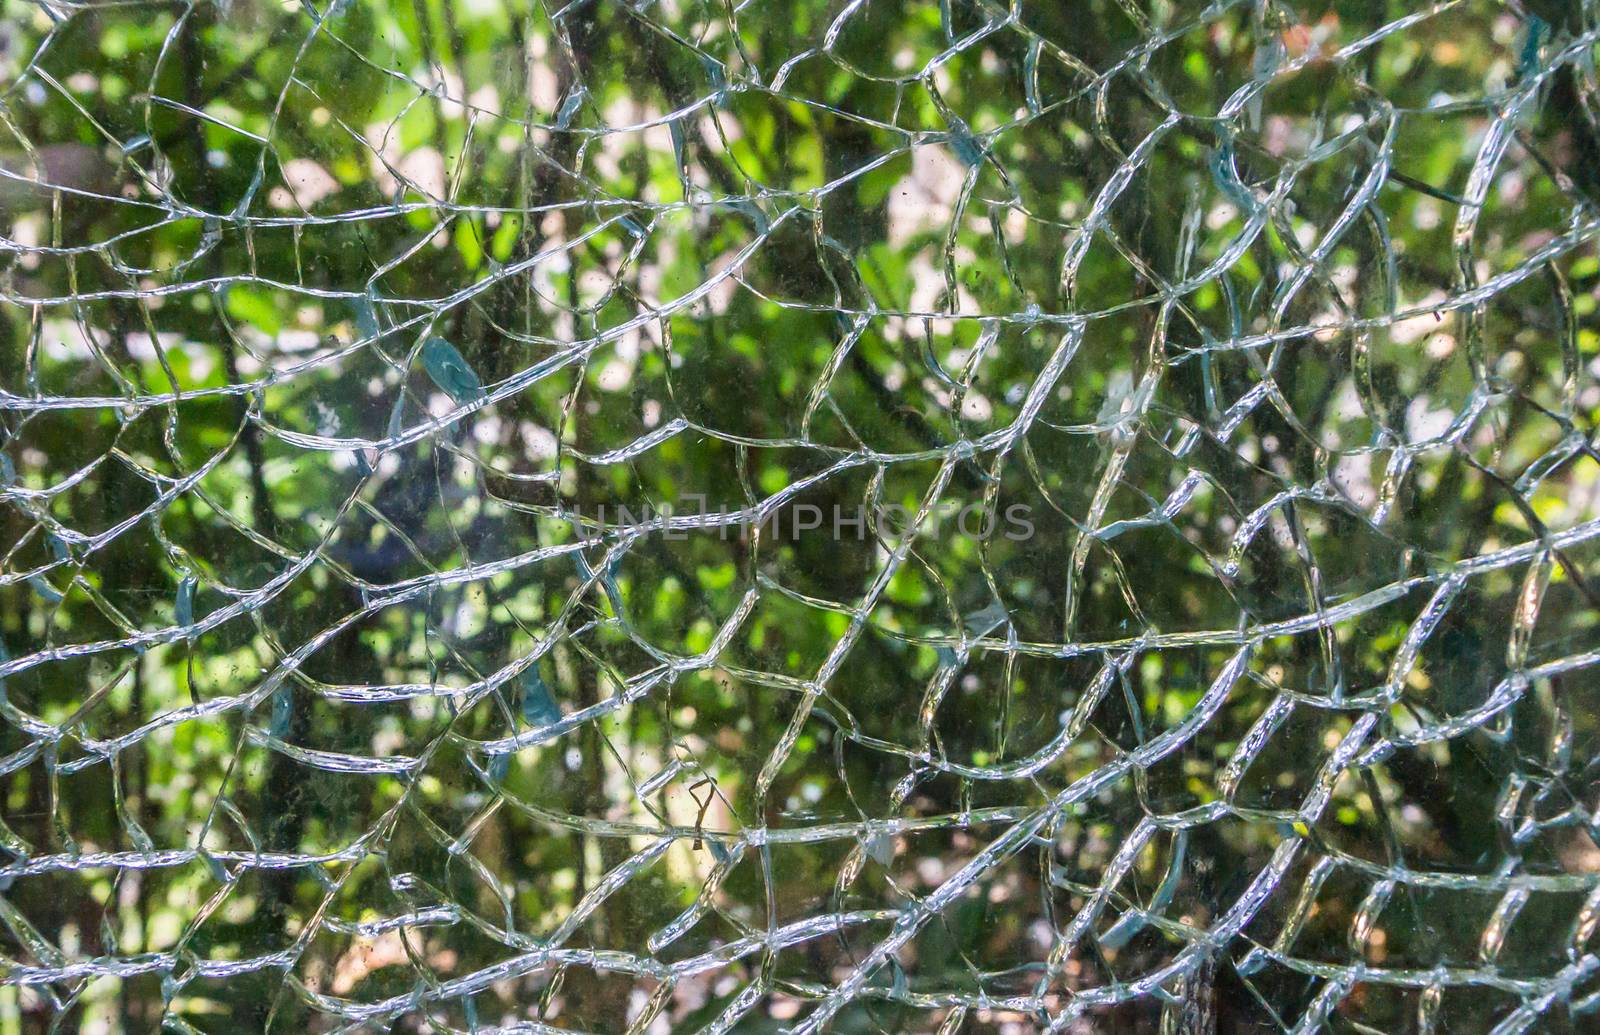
[[2, 0, 1599, 1031]]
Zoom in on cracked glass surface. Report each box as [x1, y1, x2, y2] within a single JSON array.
[[2, 0, 1600, 1031]]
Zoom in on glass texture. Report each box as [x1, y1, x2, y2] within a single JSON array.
[[1, 1, 1599, 1032]]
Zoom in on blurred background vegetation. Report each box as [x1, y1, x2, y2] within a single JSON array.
[[1, 0, 1599, 1031]]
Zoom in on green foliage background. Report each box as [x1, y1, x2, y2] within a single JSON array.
[[1, 0, 1598, 1031]]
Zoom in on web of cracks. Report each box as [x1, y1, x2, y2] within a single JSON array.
[[1, 0, 1600, 1031]]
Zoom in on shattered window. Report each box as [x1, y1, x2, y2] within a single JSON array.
[[2, 0, 1600, 1031]]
